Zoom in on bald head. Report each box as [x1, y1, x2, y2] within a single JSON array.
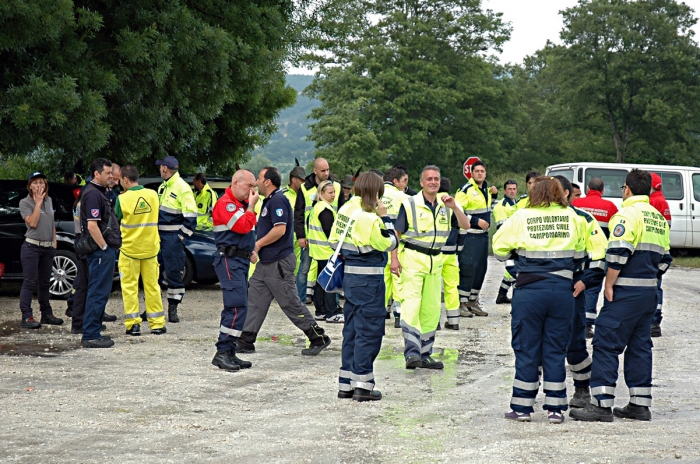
[[231, 169, 256, 201], [313, 158, 330, 183]]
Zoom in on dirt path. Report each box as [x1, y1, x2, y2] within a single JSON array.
[[0, 259, 698, 463]]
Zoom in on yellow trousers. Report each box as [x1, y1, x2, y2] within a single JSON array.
[[441, 254, 460, 325], [118, 254, 166, 330], [306, 258, 317, 299]]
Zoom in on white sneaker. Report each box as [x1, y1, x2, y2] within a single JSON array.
[[326, 314, 345, 324]]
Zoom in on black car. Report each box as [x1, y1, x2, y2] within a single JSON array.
[[0, 180, 117, 299]]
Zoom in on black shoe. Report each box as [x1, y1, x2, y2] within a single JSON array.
[[126, 324, 141, 336], [71, 328, 82, 334], [236, 343, 256, 354], [651, 324, 661, 338], [20, 317, 41, 329], [418, 356, 444, 370], [394, 316, 401, 329], [353, 388, 382, 402], [151, 327, 167, 335], [102, 313, 117, 322], [586, 326, 595, 339], [101, 324, 107, 330], [444, 321, 460, 330], [301, 337, 331, 356], [168, 304, 180, 323], [212, 351, 240, 371], [140, 311, 147, 321], [385, 311, 391, 320], [338, 390, 354, 399], [65, 307, 73, 318], [495, 294, 511, 304], [569, 403, 613, 422], [230, 353, 252, 369], [81, 337, 115, 348], [405, 355, 422, 370], [613, 403, 652, 421], [40, 313, 64, 325], [569, 386, 591, 408]]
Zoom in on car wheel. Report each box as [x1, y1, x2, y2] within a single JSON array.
[[160, 254, 195, 289], [50, 250, 78, 299]]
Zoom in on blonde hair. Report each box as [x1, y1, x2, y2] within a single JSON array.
[[317, 180, 335, 203]]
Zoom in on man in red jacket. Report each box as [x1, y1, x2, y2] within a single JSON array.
[[649, 173, 672, 338], [572, 178, 618, 338]]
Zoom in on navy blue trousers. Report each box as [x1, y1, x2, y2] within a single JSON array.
[[510, 279, 573, 413], [338, 274, 385, 393], [160, 233, 186, 304], [84, 247, 115, 341], [652, 276, 663, 325], [214, 255, 249, 353], [567, 283, 592, 388], [457, 234, 488, 302], [584, 280, 602, 327], [590, 286, 656, 408]]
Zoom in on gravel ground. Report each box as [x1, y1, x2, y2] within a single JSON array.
[[0, 257, 698, 463]]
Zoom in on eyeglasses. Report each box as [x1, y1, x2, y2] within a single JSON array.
[[620, 185, 627, 190]]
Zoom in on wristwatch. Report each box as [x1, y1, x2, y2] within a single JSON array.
[[101, 244, 108, 251]]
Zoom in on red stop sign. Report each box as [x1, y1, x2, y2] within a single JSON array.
[[463, 157, 482, 180]]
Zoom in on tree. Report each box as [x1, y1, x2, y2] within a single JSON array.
[[0, 1, 297, 175], [302, 0, 516, 183], [547, 0, 700, 164]]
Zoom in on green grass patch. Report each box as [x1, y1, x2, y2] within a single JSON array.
[[670, 256, 700, 269]]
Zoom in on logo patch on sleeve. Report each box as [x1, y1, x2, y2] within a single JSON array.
[[261, 207, 268, 217], [91, 209, 100, 218], [613, 224, 626, 237], [226, 203, 236, 212], [276, 208, 283, 217]]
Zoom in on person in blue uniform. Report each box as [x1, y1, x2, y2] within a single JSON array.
[[210, 170, 260, 372], [570, 169, 672, 422]]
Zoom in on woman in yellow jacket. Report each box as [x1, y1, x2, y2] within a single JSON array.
[[308, 181, 343, 323], [331, 173, 398, 401]]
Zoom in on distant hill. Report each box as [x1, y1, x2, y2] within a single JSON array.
[[247, 74, 318, 179]]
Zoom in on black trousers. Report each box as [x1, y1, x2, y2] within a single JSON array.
[[313, 259, 341, 319]]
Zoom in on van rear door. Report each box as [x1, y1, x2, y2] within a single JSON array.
[[690, 173, 700, 247], [654, 170, 688, 248]]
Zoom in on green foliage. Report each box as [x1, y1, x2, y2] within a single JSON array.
[[0, 0, 297, 175], [250, 75, 318, 180], [510, 0, 700, 167], [302, 0, 516, 184]]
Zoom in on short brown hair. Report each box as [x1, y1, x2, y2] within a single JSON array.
[[27, 177, 49, 198], [527, 176, 568, 209], [353, 172, 384, 212]]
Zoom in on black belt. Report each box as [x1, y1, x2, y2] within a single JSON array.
[[403, 241, 441, 256], [217, 246, 252, 260]]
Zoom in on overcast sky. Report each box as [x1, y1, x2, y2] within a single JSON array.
[[288, 0, 700, 74]]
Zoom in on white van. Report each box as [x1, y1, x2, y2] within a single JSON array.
[[545, 162, 700, 250]]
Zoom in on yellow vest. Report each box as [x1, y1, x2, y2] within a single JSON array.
[[301, 180, 341, 223], [380, 183, 409, 221], [195, 183, 217, 230], [119, 187, 160, 259], [308, 201, 336, 260], [400, 192, 450, 274]]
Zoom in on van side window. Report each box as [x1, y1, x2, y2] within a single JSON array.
[[584, 168, 628, 199], [693, 174, 700, 202], [549, 169, 574, 182], [657, 172, 683, 200]]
